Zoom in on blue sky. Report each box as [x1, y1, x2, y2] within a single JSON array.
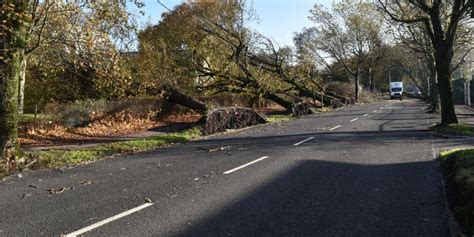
[[128, 0, 333, 47]]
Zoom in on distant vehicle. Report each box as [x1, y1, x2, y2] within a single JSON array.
[[389, 81, 403, 100]]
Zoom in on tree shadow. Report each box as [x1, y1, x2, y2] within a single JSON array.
[[147, 121, 201, 133], [174, 160, 450, 236]]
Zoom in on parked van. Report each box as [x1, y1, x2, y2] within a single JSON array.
[[389, 81, 403, 100]]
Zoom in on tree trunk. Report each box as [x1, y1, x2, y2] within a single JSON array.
[[18, 55, 26, 114], [436, 58, 458, 124], [263, 91, 294, 112], [160, 85, 208, 115], [369, 67, 374, 92], [0, 52, 21, 169], [354, 70, 360, 101], [429, 72, 440, 113], [1, 0, 28, 167]]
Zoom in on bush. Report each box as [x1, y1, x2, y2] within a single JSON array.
[[61, 108, 91, 127], [42, 98, 164, 125]]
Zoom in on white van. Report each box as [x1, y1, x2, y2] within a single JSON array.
[[389, 81, 403, 100]]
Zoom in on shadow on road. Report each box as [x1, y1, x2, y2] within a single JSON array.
[[174, 159, 450, 236]]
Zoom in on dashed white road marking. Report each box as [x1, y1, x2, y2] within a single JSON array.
[[372, 109, 378, 112], [294, 137, 314, 146], [329, 125, 342, 131], [224, 156, 269, 174], [350, 118, 359, 122], [64, 203, 154, 237], [363, 113, 369, 117], [379, 107, 384, 109]]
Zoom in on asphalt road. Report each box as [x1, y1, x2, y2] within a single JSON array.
[[0, 98, 455, 236]]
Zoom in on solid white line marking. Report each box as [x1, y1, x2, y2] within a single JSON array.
[[329, 125, 341, 131], [350, 118, 359, 122], [294, 137, 314, 146], [363, 113, 369, 117], [224, 156, 269, 174], [64, 203, 153, 237]]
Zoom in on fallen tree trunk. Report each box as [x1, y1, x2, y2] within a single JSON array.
[[262, 91, 294, 112], [160, 85, 208, 115], [296, 89, 345, 108]]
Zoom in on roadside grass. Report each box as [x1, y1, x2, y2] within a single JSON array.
[[316, 107, 333, 113], [19, 127, 202, 170], [266, 114, 292, 123], [439, 149, 474, 235], [2, 108, 330, 178], [431, 123, 474, 136]]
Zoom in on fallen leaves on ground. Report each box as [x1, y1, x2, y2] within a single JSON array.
[[19, 110, 202, 147]]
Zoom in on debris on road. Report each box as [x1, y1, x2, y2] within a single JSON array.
[[47, 186, 73, 194], [79, 180, 95, 185], [197, 145, 231, 153], [22, 193, 32, 199]]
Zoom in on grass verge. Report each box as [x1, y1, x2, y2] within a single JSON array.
[[432, 123, 474, 136], [439, 149, 474, 235], [2, 110, 320, 179], [13, 127, 202, 173], [266, 114, 292, 123]]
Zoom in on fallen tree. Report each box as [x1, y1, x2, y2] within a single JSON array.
[[159, 85, 208, 115], [204, 107, 266, 135], [159, 86, 268, 135]]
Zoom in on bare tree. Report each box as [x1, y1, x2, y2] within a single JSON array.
[[305, 1, 384, 100]]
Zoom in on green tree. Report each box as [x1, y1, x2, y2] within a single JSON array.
[[0, 0, 140, 168], [17, 1, 137, 113], [0, 0, 29, 168]]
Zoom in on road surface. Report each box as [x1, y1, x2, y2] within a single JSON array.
[[0, 99, 458, 236]]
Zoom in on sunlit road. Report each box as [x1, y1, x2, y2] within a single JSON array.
[[0, 98, 457, 236]]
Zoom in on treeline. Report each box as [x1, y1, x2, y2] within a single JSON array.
[[1, 0, 472, 167], [24, 1, 388, 113]]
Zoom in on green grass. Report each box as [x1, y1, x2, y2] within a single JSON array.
[[316, 107, 333, 113], [21, 126, 202, 170], [19, 113, 51, 123], [432, 123, 474, 136], [266, 114, 292, 123], [440, 149, 474, 235]]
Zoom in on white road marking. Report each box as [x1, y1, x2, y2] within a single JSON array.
[[379, 107, 384, 109], [363, 113, 369, 117], [329, 125, 342, 131], [350, 118, 359, 122], [293, 137, 314, 146], [64, 203, 153, 237], [372, 109, 378, 112], [224, 156, 269, 174]]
